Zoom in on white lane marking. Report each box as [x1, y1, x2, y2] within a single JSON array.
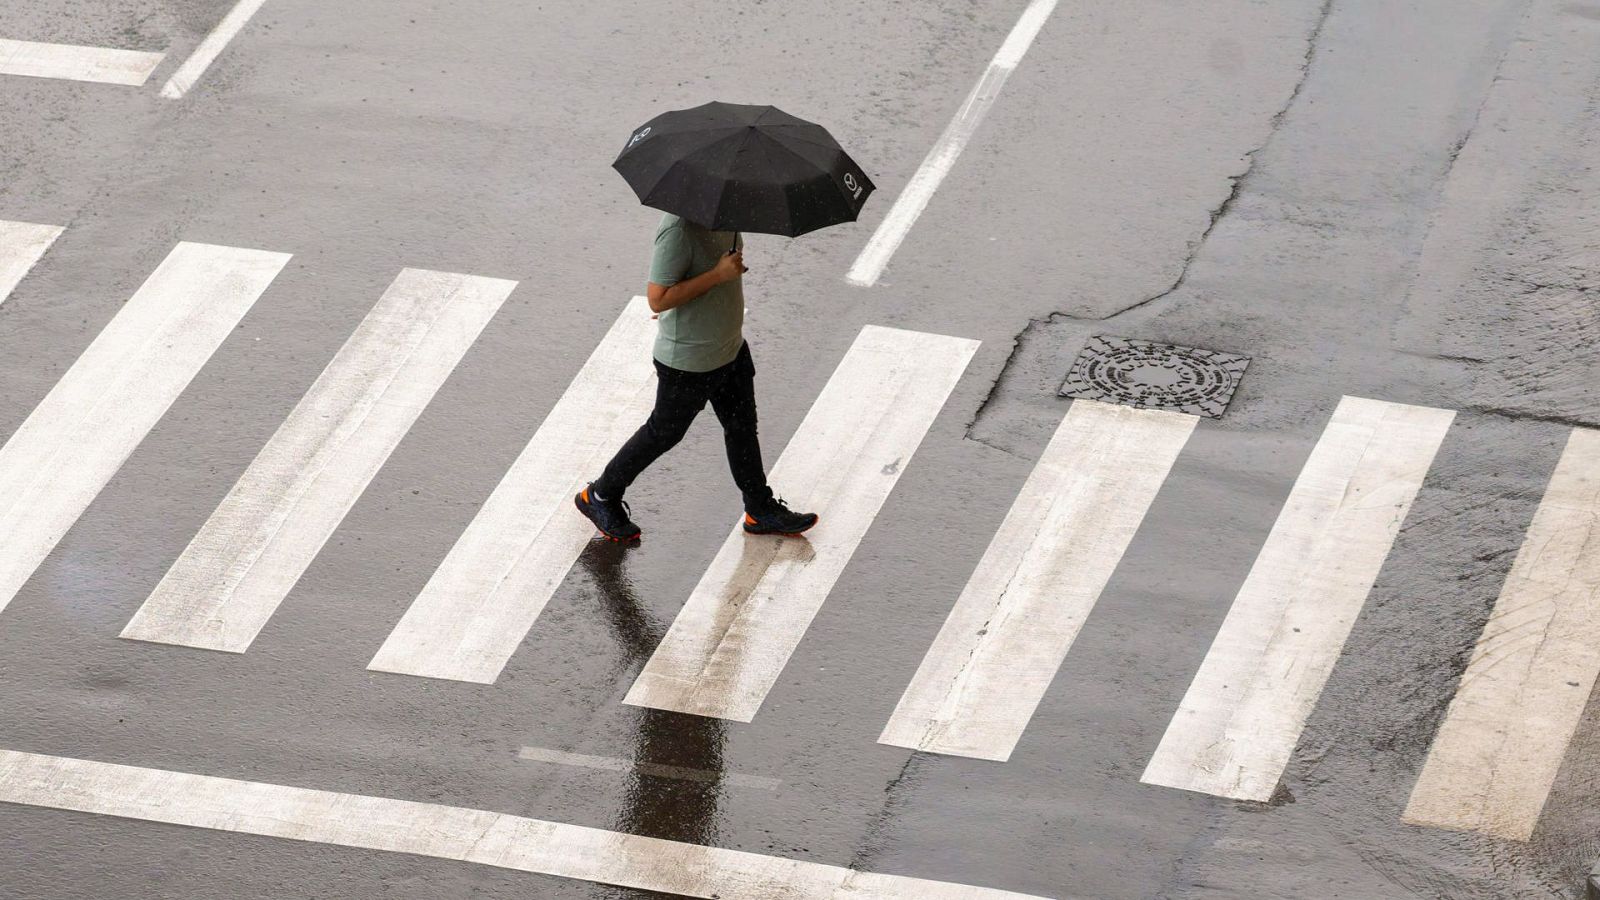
[[517, 746, 781, 791], [880, 401, 1197, 761], [1403, 428, 1600, 841], [1141, 397, 1455, 801], [159, 0, 270, 99], [0, 38, 165, 86], [120, 269, 516, 653], [625, 326, 980, 722], [0, 242, 288, 616], [845, 0, 1060, 287], [0, 749, 1044, 899], [0, 220, 64, 306], [368, 298, 658, 683]]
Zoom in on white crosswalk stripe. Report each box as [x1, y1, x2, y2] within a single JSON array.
[[0, 220, 63, 307], [880, 400, 1197, 761], [368, 297, 658, 683], [1404, 427, 1600, 841], [120, 269, 516, 653], [0, 242, 288, 617], [624, 325, 979, 722], [0, 38, 165, 86], [1141, 397, 1454, 801], [0, 749, 1043, 899], [159, 0, 270, 100]]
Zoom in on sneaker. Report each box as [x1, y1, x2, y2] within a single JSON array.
[[575, 484, 641, 542], [743, 496, 818, 536]]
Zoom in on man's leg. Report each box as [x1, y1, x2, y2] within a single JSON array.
[[708, 343, 775, 512], [593, 362, 706, 500]]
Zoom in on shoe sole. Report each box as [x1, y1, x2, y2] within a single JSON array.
[[743, 515, 820, 537], [574, 491, 640, 542]]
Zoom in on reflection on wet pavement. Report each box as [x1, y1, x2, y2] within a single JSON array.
[[579, 541, 726, 851]]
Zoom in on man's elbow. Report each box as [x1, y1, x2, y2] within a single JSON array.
[[646, 283, 670, 313]]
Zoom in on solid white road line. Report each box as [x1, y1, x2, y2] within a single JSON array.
[[1403, 428, 1600, 841], [845, 0, 1060, 287], [0, 220, 64, 306], [120, 269, 516, 653], [880, 401, 1197, 761], [368, 298, 658, 683], [625, 326, 980, 722], [0, 38, 165, 86], [517, 746, 781, 791], [0, 749, 1044, 899], [0, 242, 288, 616], [1142, 397, 1455, 801], [160, 0, 270, 99]]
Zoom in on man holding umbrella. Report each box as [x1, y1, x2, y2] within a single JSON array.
[[576, 102, 874, 543]]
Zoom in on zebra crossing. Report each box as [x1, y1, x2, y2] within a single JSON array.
[[0, 239, 288, 616], [1404, 427, 1600, 841], [368, 297, 660, 683], [121, 269, 517, 652], [880, 401, 1197, 761], [1143, 397, 1456, 801], [624, 325, 979, 721], [0, 221, 1597, 854]]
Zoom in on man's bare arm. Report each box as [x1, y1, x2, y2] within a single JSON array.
[[648, 250, 746, 313]]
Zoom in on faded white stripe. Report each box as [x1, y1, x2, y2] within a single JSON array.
[[1404, 428, 1600, 841], [845, 0, 1060, 287], [0, 38, 164, 86], [1142, 397, 1454, 801], [625, 326, 980, 722], [160, 0, 270, 99], [121, 269, 516, 652], [517, 746, 780, 791], [368, 298, 658, 683], [880, 401, 1197, 761], [0, 749, 1042, 899], [0, 242, 288, 616], [0, 220, 63, 306]]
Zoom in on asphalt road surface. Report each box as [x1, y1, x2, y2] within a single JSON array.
[[3, 1, 1600, 898]]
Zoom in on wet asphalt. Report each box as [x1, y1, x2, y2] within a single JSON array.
[[3, 0, 1600, 897]]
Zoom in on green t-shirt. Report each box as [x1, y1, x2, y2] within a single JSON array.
[[648, 214, 744, 372]]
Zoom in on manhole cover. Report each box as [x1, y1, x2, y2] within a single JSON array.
[[1059, 336, 1250, 418]]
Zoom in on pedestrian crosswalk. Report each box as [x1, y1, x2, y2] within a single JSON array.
[[0, 241, 288, 617], [367, 297, 659, 683], [1142, 397, 1455, 801], [879, 401, 1197, 761], [4, 227, 1600, 849], [1404, 427, 1600, 841], [121, 269, 517, 653], [624, 325, 979, 721]]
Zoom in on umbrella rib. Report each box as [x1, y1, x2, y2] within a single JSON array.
[[756, 133, 834, 177]]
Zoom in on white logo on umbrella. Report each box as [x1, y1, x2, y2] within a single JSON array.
[[843, 172, 862, 199], [628, 126, 652, 148]]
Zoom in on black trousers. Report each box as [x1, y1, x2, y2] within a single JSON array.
[[594, 342, 774, 511]]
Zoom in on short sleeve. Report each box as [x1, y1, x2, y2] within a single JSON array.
[[649, 224, 694, 287]]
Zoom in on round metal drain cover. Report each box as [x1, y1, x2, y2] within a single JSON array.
[[1059, 336, 1250, 418]]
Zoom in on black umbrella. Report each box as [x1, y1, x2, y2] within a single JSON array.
[[612, 101, 875, 238]]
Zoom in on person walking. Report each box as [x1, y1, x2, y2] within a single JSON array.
[[574, 213, 819, 542]]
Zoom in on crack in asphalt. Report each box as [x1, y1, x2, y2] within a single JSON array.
[[963, 0, 1337, 448]]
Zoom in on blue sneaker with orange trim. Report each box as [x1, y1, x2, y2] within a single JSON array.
[[575, 483, 641, 542]]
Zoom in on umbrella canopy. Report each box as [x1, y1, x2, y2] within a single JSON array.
[[612, 101, 875, 237]]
